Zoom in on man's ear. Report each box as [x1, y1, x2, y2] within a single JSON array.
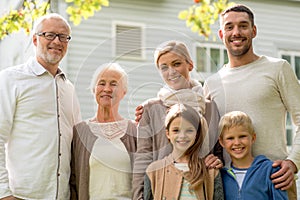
[[218, 29, 224, 40], [33, 34, 38, 47], [252, 25, 257, 39]]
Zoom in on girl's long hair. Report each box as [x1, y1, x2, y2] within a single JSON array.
[[165, 103, 209, 192]]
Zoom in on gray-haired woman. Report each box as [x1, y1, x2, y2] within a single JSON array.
[[70, 63, 137, 200]]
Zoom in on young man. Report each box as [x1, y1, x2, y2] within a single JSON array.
[[219, 111, 288, 199], [203, 4, 300, 199], [0, 14, 81, 199]]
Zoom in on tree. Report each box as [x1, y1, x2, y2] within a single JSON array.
[[1, 0, 232, 41], [0, 0, 109, 40], [178, 0, 234, 39]]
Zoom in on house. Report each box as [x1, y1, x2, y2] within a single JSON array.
[[66, 0, 300, 120]]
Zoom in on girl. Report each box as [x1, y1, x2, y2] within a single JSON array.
[[146, 104, 224, 200]]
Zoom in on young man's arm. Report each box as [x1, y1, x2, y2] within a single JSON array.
[[271, 60, 300, 190]]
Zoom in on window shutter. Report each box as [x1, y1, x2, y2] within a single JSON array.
[[114, 23, 144, 59]]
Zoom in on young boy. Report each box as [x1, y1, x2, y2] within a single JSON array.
[[218, 111, 288, 199]]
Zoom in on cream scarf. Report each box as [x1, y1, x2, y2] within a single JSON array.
[[157, 79, 205, 114]]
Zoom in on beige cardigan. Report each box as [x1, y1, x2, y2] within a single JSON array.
[[69, 120, 137, 200], [146, 154, 219, 200]]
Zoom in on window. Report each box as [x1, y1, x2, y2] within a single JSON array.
[[286, 113, 293, 149], [280, 51, 300, 80], [279, 50, 300, 150], [112, 21, 145, 60], [195, 44, 227, 74]]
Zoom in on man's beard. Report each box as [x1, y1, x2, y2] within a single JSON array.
[[227, 42, 251, 57], [42, 52, 62, 65]]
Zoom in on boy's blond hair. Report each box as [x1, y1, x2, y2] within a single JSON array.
[[219, 111, 255, 138]]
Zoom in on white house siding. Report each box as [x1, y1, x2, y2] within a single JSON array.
[[68, 0, 300, 119], [249, 1, 300, 56], [67, 0, 201, 120]]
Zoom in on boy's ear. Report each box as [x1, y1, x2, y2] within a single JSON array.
[[219, 137, 225, 148], [252, 133, 257, 142]]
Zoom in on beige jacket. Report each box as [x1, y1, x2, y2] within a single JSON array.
[[146, 154, 221, 200]]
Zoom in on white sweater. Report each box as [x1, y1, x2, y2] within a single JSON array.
[[204, 56, 300, 170]]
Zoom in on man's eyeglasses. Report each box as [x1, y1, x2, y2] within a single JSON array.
[[36, 32, 71, 43]]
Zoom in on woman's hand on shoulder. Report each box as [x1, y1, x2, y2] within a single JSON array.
[[135, 105, 144, 123]]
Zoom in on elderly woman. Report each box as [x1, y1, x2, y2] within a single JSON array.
[[132, 40, 222, 199], [70, 63, 137, 200]]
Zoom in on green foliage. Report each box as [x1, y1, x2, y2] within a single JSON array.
[[1, 0, 230, 40], [0, 0, 109, 40], [0, 1, 50, 40], [178, 0, 234, 39], [66, 0, 109, 25]]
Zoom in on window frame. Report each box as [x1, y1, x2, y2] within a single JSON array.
[[278, 50, 300, 81], [194, 43, 227, 81]]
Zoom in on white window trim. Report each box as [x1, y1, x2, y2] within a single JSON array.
[[112, 21, 146, 60], [193, 43, 226, 81], [278, 50, 300, 70]]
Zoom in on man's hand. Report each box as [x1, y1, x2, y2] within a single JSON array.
[[135, 105, 144, 123], [205, 154, 223, 169], [271, 159, 297, 190]]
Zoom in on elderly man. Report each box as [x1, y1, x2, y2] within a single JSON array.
[[0, 13, 81, 199]]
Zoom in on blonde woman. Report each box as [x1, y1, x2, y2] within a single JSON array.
[[133, 41, 222, 199]]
